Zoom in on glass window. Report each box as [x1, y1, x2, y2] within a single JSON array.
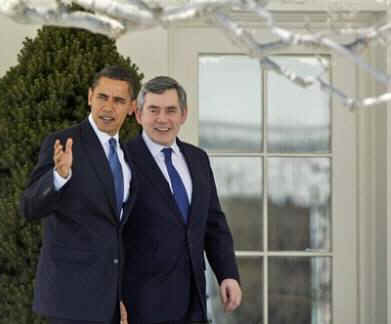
[[267, 56, 330, 153], [211, 157, 263, 251], [269, 257, 331, 324], [268, 157, 331, 251], [199, 54, 333, 324], [199, 55, 263, 153], [207, 258, 264, 324]]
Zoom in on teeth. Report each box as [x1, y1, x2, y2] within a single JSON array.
[[102, 117, 113, 120], [156, 128, 169, 131]]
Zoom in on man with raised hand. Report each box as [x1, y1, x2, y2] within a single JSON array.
[[21, 66, 137, 324]]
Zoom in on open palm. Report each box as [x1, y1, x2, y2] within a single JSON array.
[[54, 138, 73, 178]]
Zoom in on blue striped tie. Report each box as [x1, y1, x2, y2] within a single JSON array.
[[162, 148, 189, 223], [108, 138, 124, 219]]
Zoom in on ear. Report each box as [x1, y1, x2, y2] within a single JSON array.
[[88, 88, 93, 106], [135, 108, 143, 125], [180, 107, 188, 124], [128, 100, 136, 116]]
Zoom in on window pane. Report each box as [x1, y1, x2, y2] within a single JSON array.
[[207, 258, 263, 324], [211, 157, 263, 251], [269, 257, 331, 324], [268, 158, 331, 251], [199, 55, 263, 153], [267, 56, 330, 153]]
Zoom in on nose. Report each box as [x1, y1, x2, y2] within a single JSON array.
[[157, 111, 168, 123], [102, 99, 115, 112]]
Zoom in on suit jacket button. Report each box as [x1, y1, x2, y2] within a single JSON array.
[[113, 259, 119, 264]]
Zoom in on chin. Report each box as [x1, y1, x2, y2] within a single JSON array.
[[157, 140, 169, 145], [153, 138, 169, 146]]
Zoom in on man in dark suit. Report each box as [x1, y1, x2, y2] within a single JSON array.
[[122, 76, 242, 324], [21, 66, 137, 324]]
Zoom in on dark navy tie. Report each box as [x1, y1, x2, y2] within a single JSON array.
[[162, 148, 189, 223], [108, 138, 124, 219]]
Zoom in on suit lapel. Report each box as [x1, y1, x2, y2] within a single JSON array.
[[177, 139, 201, 227], [79, 119, 117, 225], [128, 135, 185, 226]]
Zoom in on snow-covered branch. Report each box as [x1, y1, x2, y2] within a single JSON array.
[[1, 0, 391, 109]]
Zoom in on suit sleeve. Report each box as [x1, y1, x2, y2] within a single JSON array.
[[20, 134, 64, 221], [204, 154, 240, 285]]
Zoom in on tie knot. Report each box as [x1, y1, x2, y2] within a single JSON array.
[[162, 147, 173, 161], [109, 138, 117, 150]]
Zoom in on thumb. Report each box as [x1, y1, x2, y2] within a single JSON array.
[[220, 284, 228, 305], [120, 301, 128, 322]]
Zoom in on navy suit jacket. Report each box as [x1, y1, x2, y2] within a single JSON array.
[[123, 135, 239, 323], [21, 119, 137, 321]]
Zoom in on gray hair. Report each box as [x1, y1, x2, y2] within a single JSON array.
[[136, 76, 187, 113]]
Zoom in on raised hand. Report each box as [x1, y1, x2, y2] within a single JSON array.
[[54, 138, 73, 178]]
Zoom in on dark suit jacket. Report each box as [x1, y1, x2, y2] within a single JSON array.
[[123, 135, 239, 323], [21, 119, 137, 322]]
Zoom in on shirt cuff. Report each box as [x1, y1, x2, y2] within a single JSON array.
[[53, 168, 72, 191]]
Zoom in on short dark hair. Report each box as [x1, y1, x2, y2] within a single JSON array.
[[91, 65, 135, 98], [137, 76, 187, 112]]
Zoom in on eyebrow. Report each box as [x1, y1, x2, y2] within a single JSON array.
[[97, 93, 127, 102], [113, 96, 126, 102], [147, 105, 161, 110], [147, 105, 178, 110]]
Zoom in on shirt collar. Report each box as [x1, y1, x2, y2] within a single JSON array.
[[142, 131, 180, 158], [88, 114, 119, 147]]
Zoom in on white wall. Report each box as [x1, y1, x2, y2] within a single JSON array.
[[374, 48, 388, 324], [0, 16, 37, 76], [117, 27, 169, 81]]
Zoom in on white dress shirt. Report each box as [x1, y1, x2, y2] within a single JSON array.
[[142, 131, 192, 203], [54, 115, 132, 217]]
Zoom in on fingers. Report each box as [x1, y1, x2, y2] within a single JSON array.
[[65, 138, 73, 153], [53, 138, 73, 161], [120, 301, 128, 324], [53, 139, 64, 165], [54, 138, 73, 153], [220, 279, 242, 313], [220, 284, 228, 306], [53, 138, 73, 178], [224, 288, 241, 312], [222, 285, 234, 312]]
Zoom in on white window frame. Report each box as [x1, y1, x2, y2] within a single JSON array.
[[166, 10, 388, 323]]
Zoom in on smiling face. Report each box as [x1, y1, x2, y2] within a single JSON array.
[[88, 77, 135, 136], [136, 88, 188, 146]]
